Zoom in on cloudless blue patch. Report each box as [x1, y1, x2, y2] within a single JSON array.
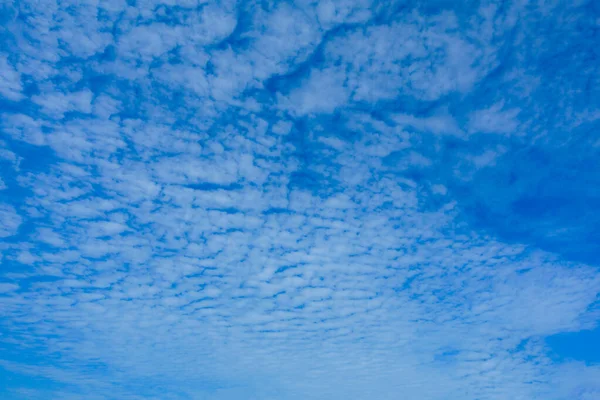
[[546, 327, 600, 364], [184, 182, 243, 191], [262, 207, 293, 215], [452, 143, 600, 266]]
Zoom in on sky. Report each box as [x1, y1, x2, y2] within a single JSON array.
[[0, 0, 599, 399]]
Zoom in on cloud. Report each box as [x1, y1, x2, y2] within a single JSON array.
[[0, 204, 22, 238], [468, 102, 520, 135], [32, 90, 94, 119], [393, 112, 463, 136], [0, 55, 24, 101], [0, 0, 599, 399]]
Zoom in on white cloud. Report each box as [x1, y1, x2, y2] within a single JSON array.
[[283, 67, 350, 115], [0, 283, 19, 293], [0, 55, 24, 101], [0, 204, 22, 238], [393, 112, 463, 136], [32, 90, 94, 119], [0, 1, 598, 399], [469, 102, 521, 135]]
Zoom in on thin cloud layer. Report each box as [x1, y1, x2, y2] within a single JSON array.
[[1, 0, 599, 399]]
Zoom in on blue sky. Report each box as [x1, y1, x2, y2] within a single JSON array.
[[1, 0, 599, 399]]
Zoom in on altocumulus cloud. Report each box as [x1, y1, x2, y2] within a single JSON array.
[[1, 0, 600, 399]]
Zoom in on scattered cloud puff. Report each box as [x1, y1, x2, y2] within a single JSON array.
[[468, 102, 520, 135], [0, 204, 22, 238], [1, 0, 599, 399]]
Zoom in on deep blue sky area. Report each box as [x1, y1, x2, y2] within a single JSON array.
[[547, 327, 600, 365], [1, 0, 599, 399]]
